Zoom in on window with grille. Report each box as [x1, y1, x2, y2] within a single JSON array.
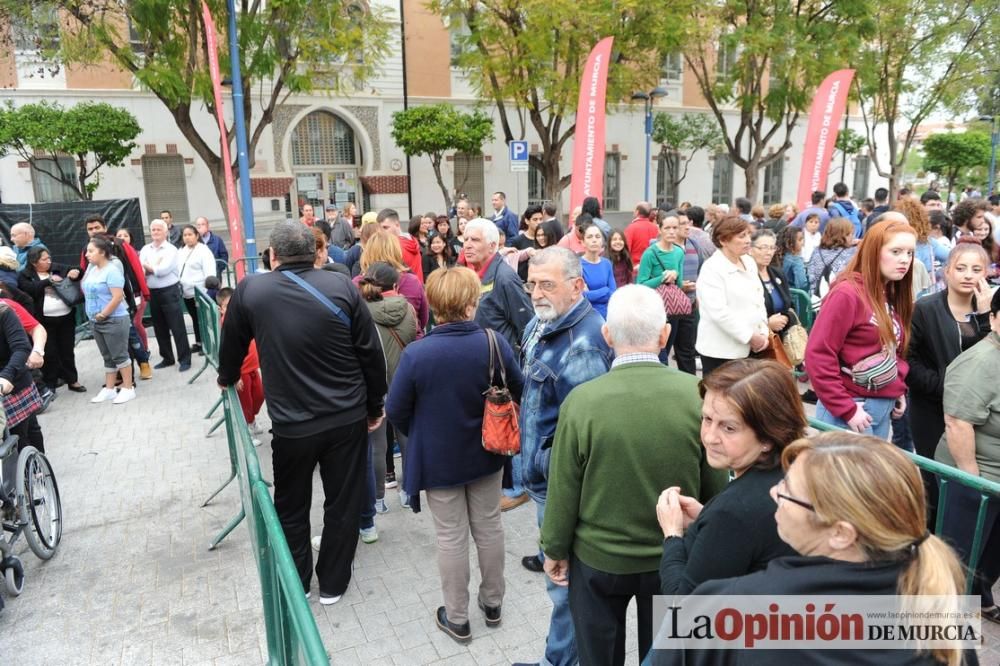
[[12, 4, 60, 52], [141, 155, 190, 225], [290, 112, 357, 166], [450, 17, 472, 67], [603, 153, 621, 212], [716, 42, 737, 78], [528, 155, 546, 207], [31, 156, 78, 203], [711, 153, 733, 205], [853, 155, 871, 199], [453, 153, 484, 207], [661, 53, 682, 82], [656, 152, 680, 208], [762, 159, 784, 205], [128, 18, 145, 55]]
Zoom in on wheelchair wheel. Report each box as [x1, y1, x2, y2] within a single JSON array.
[[15, 447, 62, 560], [3, 557, 24, 596]]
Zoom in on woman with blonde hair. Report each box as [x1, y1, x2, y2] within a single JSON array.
[[650, 432, 972, 666], [805, 217, 916, 439], [387, 266, 524, 643], [355, 230, 428, 330], [893, 197, 949, 281]]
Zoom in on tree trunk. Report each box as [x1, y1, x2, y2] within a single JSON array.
[[743, 161, 760, 203], [77, 154, 93, 200], [541, 152, 563, 208], [429, 154, 452, 213]]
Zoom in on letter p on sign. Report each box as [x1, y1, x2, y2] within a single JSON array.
[[510, 141, 529, 172]]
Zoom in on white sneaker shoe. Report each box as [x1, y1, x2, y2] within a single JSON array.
[[112, 387, 136, 405], [360, 526, 378, 544], [249, 420, 264, 435], [311, 535, 322, 552], [90, 387, 118, 403]]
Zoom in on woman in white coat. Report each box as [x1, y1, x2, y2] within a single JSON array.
[[695, 214, 769, 377], [177, 224, 218, 354]]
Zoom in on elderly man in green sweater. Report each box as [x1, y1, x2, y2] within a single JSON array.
[[540, 284, 727, 666]]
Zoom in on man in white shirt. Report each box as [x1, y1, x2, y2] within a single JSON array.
[[140, 220, 192, 371]]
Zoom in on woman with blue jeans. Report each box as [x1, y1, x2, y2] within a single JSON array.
[[804, 215, 917, 440]]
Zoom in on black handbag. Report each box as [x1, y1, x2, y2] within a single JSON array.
[[52, 276, 84, 307]]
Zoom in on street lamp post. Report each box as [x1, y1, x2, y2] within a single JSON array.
[[226, 0, 257, 272], [631, 86, 668, 202], [984, 115, 999, 197]]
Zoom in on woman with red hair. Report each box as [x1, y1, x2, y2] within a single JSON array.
[[804, 214, 917, 440]]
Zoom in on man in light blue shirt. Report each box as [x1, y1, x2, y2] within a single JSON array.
[[792, 190, 831, 231], [139, 219, 192, 371]]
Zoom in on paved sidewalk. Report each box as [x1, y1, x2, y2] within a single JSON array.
[[0, 337, 997, 664]]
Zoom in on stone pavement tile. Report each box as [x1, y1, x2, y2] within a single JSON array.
[[329, 647, 364, 665], [359, 610, 397, 641], [211, 646, 263, 665], [391, 641, 440, 666], [466, 634, 506, 665], [393, 617, 432, 650], [356, 634, 404, 661], [181, 639, 232, 664]]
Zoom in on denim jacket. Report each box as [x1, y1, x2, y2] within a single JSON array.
[[519, 298, 613, 497]]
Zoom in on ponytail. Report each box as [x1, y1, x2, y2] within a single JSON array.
[[358, 277, 384, 302], [898, 535, 965, 666]]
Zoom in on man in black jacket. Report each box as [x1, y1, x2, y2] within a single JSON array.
[[218, 221, 387, 606]]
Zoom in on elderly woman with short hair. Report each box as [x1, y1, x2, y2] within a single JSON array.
[[694, 214, 769, 377], [386, 266, 524, 644]]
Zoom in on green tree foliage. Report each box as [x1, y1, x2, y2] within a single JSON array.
[[0, 100, 139, 199], [922, 131, 992, 203], [651, 113, 724, 194], [0, 0, 391, 213], [830, 127, 866, 181], [853, 0, 995, 198], [391, 105, 494, 211], [678, 0, 872, 201], [431, 0, 683, 208]]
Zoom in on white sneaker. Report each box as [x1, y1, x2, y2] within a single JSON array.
[[319, 593, 342, 606], [252, 437, 262, 447], [360, 526, 378, 544], [249, 420, 264, 435], [374, 498, 388, 514], [112, 387, 136, 405], [311, 535, 322, 552], [90, 387, 117, 403]]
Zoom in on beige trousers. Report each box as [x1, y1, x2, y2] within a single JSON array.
[[424, 469, 506, 624]]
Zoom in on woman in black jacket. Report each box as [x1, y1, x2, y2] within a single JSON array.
[[656, 359, 806, 596], [18, 246, 86, 393], [750, 230, 795, 338], [906, 241, 992, 511], [0, 302, 44, 453], [649, 433, 975, 666]]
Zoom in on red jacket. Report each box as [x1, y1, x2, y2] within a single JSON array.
[[624, 218, 659, 268], [398, 235, 424, 283], [804, 276, 909, 421]]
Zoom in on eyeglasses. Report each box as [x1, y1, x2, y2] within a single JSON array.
[[524, 279, 574, 293], [752, 245, 777, 252], [774, 478, 815, 512]]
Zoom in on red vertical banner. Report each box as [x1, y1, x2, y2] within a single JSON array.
[[201, 2, 246, 280], [795, 69, 856, 210], [569, 37, 615, 215]]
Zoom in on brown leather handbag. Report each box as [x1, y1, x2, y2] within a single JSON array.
[[482, 329, 521, 456]]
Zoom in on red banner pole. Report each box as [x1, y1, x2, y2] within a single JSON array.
[[794, 69, 856, 210], [568, 37, 615, 218], [201, 2, 246, 281]]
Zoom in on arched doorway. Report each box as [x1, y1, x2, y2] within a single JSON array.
[[289, 110, 364, 215]]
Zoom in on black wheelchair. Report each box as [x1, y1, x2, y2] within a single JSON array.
[[0, 429, 62, 607]]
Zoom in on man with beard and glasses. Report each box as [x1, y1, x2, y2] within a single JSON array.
[[512, 247, 613, 666]]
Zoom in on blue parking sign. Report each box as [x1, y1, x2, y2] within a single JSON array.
[[509, 141, 528, 172]]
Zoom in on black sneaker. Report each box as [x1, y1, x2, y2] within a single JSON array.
[[521, 555, 544, 573], [801, 389, 818, 404], [191, 343, 203, 354], [153, 360, 175, 369], [478, 598, 502, 627], [435, 606, 471, 643]]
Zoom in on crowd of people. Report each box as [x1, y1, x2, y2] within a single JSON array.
[[208, 183, 1000, 665], [3, 184, 998, 662]]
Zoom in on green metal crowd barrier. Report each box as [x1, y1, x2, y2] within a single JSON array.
[[195, 289, 329, 665], [807, 417, 1000, 594]]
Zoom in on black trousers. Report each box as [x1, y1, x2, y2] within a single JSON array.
[[699, 354, 740, 378], [183, 296, 202, 344], [941, 483, 1000, 607], [671, 313, 698, 375], [13, 415, 44, 454], [272, 419, 367, 596], [148, 284, 191, 365], [39, 312, 79, 387], [568, 556, 660, 666]]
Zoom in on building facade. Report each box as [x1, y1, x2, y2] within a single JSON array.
[[0, 0, 879, 229]]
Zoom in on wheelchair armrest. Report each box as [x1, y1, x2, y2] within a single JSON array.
[[0, 434, 18, 461]]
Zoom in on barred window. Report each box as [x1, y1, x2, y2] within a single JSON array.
[[711, 153, 733, 205], [290, 112, 357, 166], [31, 156, 78, 203], [762, 159, 784, 205], [603, 152, 621, 211]]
